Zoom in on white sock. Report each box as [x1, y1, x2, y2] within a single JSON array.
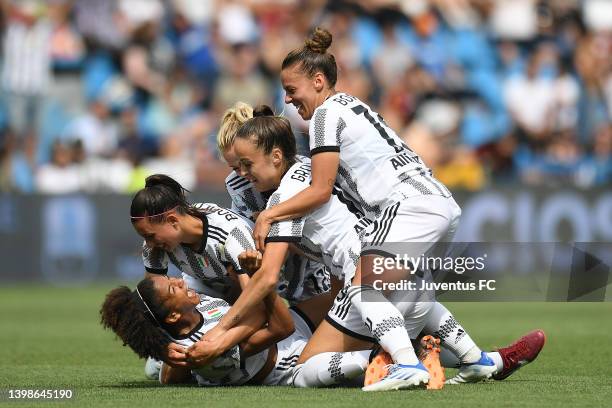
[[292, 350, 370, 387], [487, 351, 503, 374], [440, 347, 502, 372], [351, 286, 419, 365], [423, 302, 482, 364]]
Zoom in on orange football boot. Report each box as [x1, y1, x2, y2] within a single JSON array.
[[418, 335, 444, 389], [363, 347, 393, 387]]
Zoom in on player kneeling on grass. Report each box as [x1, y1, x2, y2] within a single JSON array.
[[100, 275, 372, 387]]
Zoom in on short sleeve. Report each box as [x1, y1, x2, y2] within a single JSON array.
[[265, 192, 305, 243], [309, 107, 346, 155], [142, 242, 168, 274]]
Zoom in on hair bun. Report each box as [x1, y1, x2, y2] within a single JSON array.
[[304, 27, 332, 54], [253, 105, 274, 117], [144, 174, 165, 188]]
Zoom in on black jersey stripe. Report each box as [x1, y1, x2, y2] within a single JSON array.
[[337, 165, 382, 218], [370, 203, 395, 246], [226, 174, 241, 186], [331, 186, 365, 219], [208, 235, 226, 245], [208, 231, 227, 242], [377, 202, 400, 245], [228, 175, 248, 188], [231, 178, 251, 191], [209, 225, 229, 235]]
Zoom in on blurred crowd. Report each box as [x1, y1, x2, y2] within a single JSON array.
[[0, 0, 610, 194]]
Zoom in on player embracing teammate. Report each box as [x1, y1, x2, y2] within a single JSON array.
[[101, 27, 545, 391], [184, 28, 545, 390]]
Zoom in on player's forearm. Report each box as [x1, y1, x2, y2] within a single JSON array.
[[199, 303, 267, 360], [241, 293, 294, 356], [218, 265, 279, 331], [264, 292, 294, 338], [265, 184, 332, 223]]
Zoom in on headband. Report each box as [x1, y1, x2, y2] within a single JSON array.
[[135, 287, 160, 326], [130, 206, 178, 220]]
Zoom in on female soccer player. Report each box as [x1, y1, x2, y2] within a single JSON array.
[[100, 274, 370, 387], [193, 28, 511, 390], [131, 173, 333, 367], [189, 106, 451, 390], [131, 174, 257, 302], [217, 101, 330, 303], [249, 27, 536, 388]]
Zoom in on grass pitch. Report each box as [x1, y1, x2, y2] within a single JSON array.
[[1, 285, 611, 407]]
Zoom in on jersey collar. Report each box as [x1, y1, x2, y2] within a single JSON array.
[[171, 312, 204, 340], [196, 212, 209, 254]]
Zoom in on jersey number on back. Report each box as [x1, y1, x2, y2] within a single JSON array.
[[351, 105, 412, 154]]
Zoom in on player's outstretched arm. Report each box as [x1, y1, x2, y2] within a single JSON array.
[[193, 243, 288, 350], [253, 152, 339, 250]]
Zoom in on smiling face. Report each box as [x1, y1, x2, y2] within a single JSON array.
[[281, 64, 327, 120], [133, 214, 182, 252], [151, 275, 200, 312], [233, 137, 284, 192]]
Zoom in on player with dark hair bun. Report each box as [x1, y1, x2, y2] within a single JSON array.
[[128, 174, 260, 365]]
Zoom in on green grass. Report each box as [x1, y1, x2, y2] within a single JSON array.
[[1, 285, 611, 407]]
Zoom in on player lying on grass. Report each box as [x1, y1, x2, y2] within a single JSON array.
[[217, 101, 331, 304], [184, 107, 546, 389], [100, 274, 372, 387], [129, 174, 334, 365]]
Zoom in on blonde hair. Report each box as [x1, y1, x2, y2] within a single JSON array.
[[217, 102, 254, 152]]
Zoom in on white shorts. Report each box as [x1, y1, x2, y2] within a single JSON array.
[[262, 308, 314, 386], [325, 285, 434, 342], [360, 195, 461, 259], [327, 196, 461, 341]]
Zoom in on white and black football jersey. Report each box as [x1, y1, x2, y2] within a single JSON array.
[[309, 93, 452, 221], [171, 295, 268, 386], [225, 171, 268, 223], [142, 203, 255, 299], [265, 157, 363, 282], [224, 165, 332, 300]]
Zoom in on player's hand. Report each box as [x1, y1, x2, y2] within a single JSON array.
[[163, 342, 190, 367], [254, 210, 272, 251], [238, 249, 262, 275], [186, 338, 223, 367]]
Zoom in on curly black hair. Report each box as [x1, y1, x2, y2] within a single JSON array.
[[100, 280, 171, 361]]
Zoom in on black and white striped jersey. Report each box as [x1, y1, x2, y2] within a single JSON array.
[[309, 92, 452, 220], [224, 162, 333, 298], [171, 295, 268, 386], [225, 171, 268, 222], [265, 157, 362, 281], [142, 203, 255, 298]]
